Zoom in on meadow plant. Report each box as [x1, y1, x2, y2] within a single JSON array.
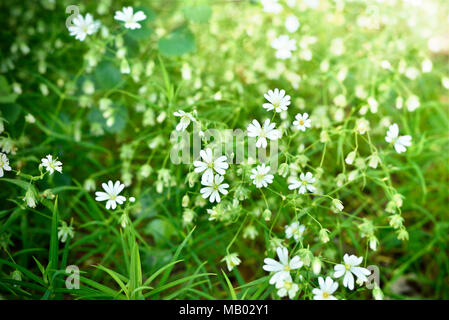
[[0, 0, 448, 300]]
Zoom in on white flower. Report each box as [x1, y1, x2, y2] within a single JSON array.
[[271, 35, 296, 60], [312, 276, 339, 300], [250, 164, 274, 188], [334, 254, 371, 290], [222, 253, 241, 272], [385, 123, 412, 154], [68, 13, 100, 41], [263, 88, 291, 113], [95, 180, 127, 210], [285, 222, 305, 241], [406, 95, 420, 112], [173, 110, 195, 131], [275, 273, 299, 299], [114, 6, 146, 30], [247, 119, 280, 149], [285, 15, 300, 33], [200, 174, 229, 203], [261, 0, 283, 13], [0, 153, 12, 177], [288, 172, 316, 194], [58, 222, 75, 243], [194, 148, 229, 182], [292, 113, 311, 131], [263, 246, 303, 285], [41, 155, 63, 175]]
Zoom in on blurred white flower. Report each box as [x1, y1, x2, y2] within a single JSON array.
[[288, 172, 316, 194], [263, 88, 291, 113], [385, 123, 412, 154], [173, 110, 195, 131], [0, 153, 12, 177], [41, 155, 63, 175], [58, 222, 75, 243], [285, 222, 305, 241], [68, 13, 100, 41], [293, 113, 311, 132], [200, 174, 229, 203], [95, 180, 126, 210], [250, 164, 274, 188], [263, 246, 303, 284], [334, 254, 371, 290], [312, 276, 339, 300], [247, 119, 280, 149], [406, 95, 420, 112], [271, 35, 296, 60], [285, 15, 300, 33], [261, 0, 283, 13], [194, 148, 229, 182], [114, 7, 146, 30]]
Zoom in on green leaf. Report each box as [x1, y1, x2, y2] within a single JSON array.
[[222, 270, 237, 300], [183, 5, 212, 24], [93, 61, 122, 90], [0, 103, 21, 123], [158, 26, 195, 57], [144, 218, 176, 244], [128, 242, 143, 299], [48, 197, 59, 279]]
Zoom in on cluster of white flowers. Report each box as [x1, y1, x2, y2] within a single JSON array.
[[68, 6, 146, 42]]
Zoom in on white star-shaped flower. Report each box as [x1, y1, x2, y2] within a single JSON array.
[[263, 88, 291, 113], [271, 35, 296, 60], [334, 253, 371, 290], [68, 13, 100, 41], [385, 123, 412, 154], [285, 222, 305, 241], [293, 113, 311, 131], [0, 153, 12, 177], [247, 119, 280, 149], [312, 276, 339, 300], [250, 164, 274, 188], [95, 180, 126, 210], [173, 110, 195, 132], [263, 246, 303, 285], [200, 174, 229, 203], [288, 172, 316, 194], [41, 155, 63, 175], [194, 148, 229, 182], [114, 6, 147, 30], [275, 273, 299, 299]]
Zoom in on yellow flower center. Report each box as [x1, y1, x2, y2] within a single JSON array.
[[284, 281, 292, 290], [299, 120, 304, 125], [213, 184, 219, 191], [345, 264, 351, 270], [284, 265, 291, 271], [208, 162, 214, 169], [322, 292, 330, 298], [110, 195, 116, 200]]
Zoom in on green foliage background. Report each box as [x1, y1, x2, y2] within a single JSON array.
[[0, 0, 448, 300]]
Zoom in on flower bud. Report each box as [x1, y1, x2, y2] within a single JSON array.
[[373, 285, 384, 300], [319, 228, 330, 243], [262, 209, 272, 221], [182, 194, 190, 208], [312, 257, 321, 275]]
